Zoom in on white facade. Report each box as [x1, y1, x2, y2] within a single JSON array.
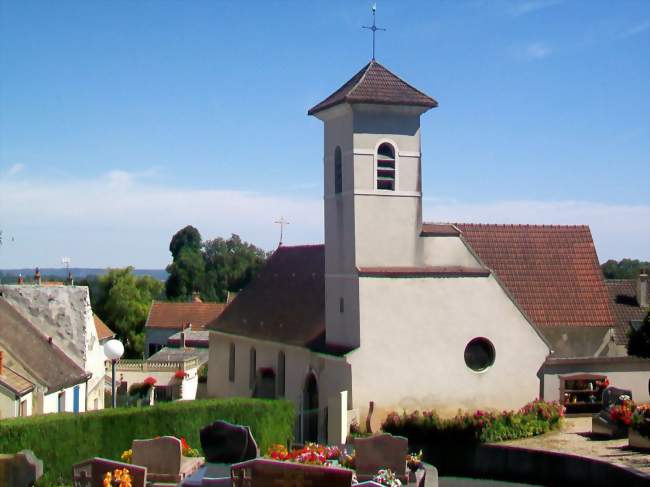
[[42, 382, 87, 414], [0, 387, 33, 419]]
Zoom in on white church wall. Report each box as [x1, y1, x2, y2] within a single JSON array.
[[207, 332, 352, 437], [348, 274, 550, 423], [419, 236, 483, 268]]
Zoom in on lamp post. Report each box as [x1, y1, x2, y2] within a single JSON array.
[[104, 339, 124, 408]]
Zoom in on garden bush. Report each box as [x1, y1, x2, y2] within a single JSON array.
[[0, 398, 293, 486], [381, 399, 564, 445]]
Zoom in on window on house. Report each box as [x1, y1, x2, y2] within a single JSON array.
[[249, 347, 257, 389], [376, 143, 396, 191], [228, 343, 236, 382], [277, 351, 286, 398], [334, 146, 342, 194], [58, 391, 65, 412], [464, 337, 495, 372], [19, 400, 27, 416], [339, 297, 344, 313]]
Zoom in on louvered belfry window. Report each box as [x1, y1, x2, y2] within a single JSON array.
[[376, 143, 396, 190]]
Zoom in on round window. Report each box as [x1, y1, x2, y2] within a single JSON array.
[[464, 338, 495, 372]]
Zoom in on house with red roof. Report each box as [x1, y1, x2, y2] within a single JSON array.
[[206, 61, 650, 442]]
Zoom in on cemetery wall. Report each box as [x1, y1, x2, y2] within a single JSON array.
[[349, 274, 549, 421]]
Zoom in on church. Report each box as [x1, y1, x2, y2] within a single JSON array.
[[206, 60, 650, 443]]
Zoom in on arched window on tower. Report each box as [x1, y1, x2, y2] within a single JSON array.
[[376, 143, 396, 191], [334, 146, 342, 194]]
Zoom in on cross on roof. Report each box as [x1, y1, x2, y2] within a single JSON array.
[[274, 216, 290, 247], [362, 3, 386, 60]]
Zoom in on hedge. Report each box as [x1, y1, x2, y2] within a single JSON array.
[[0, 398, 294, 486]]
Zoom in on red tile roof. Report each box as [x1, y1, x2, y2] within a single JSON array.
[[308, 61, 438, 116], [93, 314, 115, 341], [207, 245, 339, 352], [358, 266, 490, 278], [606, 279, 649, 345], [146, 301, 227, 331], [456, 224, 615, 328]]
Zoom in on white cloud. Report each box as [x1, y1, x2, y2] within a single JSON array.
[[3, 164, 25, 178], [509, 0, 563, 17], [620, 20, 650, 38], [0, 171, 647, 267], [522, 42, 552, 59]]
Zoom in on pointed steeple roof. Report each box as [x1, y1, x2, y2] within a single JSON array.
[[308, 60, 438, 116]]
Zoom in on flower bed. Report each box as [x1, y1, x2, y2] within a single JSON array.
[[631, 403, 650, 438], [381, 400, 564, 444]]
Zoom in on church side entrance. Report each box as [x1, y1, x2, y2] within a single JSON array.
[[301, 372, 319, 443]]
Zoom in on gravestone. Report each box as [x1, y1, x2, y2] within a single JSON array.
[[132, 436, 203, 483], [200, 420, 258, 463], [602, 386, 632, 409], [72, 457, 146, 487], [592, 387, 634, 439], [354, 433, 408, 483], [231, 458, 353, 487], [0, 450, 43, 487]]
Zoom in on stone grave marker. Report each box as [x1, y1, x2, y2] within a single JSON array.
[[72, 457, 146, 487], [602, 386, 632, 409], [200, 420, 258, 463], [0, 450, 43, 487], [132, 436, 203, 483], [354, 433, 408, 483], [231, 458, 354, 487]]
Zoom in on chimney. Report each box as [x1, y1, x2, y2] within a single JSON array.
[[638, 269, 648, 308], [17, 274, 24, 284], [191, 292, 202, 303], [34, 267, 41, 285], [180, 330, 186, 349], [0, 350, 3, 375]]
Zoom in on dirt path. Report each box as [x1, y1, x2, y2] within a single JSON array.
[[502, 417, 650, 474]]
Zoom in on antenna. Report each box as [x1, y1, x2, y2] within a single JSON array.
[[62, 257, 71, 271]]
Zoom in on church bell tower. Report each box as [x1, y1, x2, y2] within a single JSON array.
[[309, 60, 438, 348]]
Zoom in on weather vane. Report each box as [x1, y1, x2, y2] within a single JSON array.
[[274, 216, 290, 247], [362, 3, 386, 61]]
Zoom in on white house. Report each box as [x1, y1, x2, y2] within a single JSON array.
[[0, 298, 90, 417], [0, 282, 111, 412]]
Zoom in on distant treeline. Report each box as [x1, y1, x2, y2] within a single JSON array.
[[0, 267, 168, 283], [601, 259, 649, 280]]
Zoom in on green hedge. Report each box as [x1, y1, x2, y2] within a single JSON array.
[[0, 398, 294, 486]]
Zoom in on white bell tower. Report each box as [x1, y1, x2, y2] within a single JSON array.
[[309, 61, 437, 349]]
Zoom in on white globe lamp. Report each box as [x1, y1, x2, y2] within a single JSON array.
[[104, 339, 124, 408]]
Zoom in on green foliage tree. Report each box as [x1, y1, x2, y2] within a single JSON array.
[[164, 227, 268, 302], [91, 267, 164, 357], [169, 225, 202, 260], [627, 311, 650, 358], [602, 259, 650, 279], [202, 234, 268, 301]]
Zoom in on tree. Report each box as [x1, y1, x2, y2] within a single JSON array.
[[92, 267, 164, 358], [202, 234, 267, 301], [627, 311, 650, 358], [602, 259, 650, 279], [165, 246, 206, 300], [169, 225, 202, 260]]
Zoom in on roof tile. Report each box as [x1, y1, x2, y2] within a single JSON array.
[[146, 302, 227, 331]]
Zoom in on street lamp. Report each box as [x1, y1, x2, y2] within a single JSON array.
[[104, 339, 124, 408]]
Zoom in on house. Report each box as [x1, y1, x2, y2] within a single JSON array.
[[144, 299, 226, 357], [0, 298, 90, 417], [0, 281, 112, 412]]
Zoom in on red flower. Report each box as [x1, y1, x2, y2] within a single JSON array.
[[143, 377, 157, 386], [181, 437, 189, 450], [174, 369, 187, 380]]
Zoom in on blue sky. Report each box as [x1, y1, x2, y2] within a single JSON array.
[[0, 0, 648, 268]]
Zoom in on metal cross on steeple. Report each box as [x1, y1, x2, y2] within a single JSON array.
[[274, 216, 290, 247], [362, 3, 386, 61]]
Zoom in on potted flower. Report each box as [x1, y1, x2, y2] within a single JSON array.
[[103, 468, 133, 487], [630, 404, 650, 450], [373, 468, 402, 486], [607, 398, 635, 438]]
